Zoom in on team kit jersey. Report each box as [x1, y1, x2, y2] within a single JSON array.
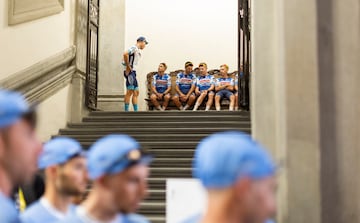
[[196, 74, 214, 91], [122, 46, 141, 71], [0, 193, 19, 223], [58, 206, 149, 223], [20, 198, 74, 223], [215, 77, 235, 89], [176, 73, 196, 94], [152, 74, 171, 94]]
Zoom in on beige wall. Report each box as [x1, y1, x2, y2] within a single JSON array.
[[0, 0, 76, 78], [125, 0, 238, 111], [0, 0, 76, 140], [36, 85, 70, 142]]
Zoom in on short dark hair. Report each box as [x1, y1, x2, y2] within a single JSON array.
[[185, 61, 194, 68], [199, 63, 207, 68], [160, 63, 167, 70]]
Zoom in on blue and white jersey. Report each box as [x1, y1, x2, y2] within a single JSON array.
[[215, 77, 234, 88], [0, 193, 19, 223], [234, 74, 239, 87], [122, 45, 141, 71], [176, 73, 196, 94], [58, 206, 150, 223], [20, 198, 74, 223], [152, 73, 171, 93], [196, 74, 214, 91]]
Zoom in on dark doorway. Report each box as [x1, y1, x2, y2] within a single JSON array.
[[238, 0, 251, 110]]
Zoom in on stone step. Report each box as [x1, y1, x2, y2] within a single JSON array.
[[60, 127, 249, 135], [60, 134, 218, 142], [68, 121, 247, 128], [84, 112, 250, 121], [149, 167, 192, 178], [147, 178, 166, 189], [139, 202, 166, 215], [57, 111, 250, 222], [79, 141, 200, 149], [67, 122, 249, 129], [83, 116, 250, 125], [150, 158, 192, 168], [146, 216, 165, 223], [89, 111, 249, 117], [145, 189, 166, 201]]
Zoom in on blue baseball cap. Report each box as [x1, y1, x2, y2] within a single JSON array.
[[87, 134, 153, 180], [137, 36, 148, 44], [193, 131, 276, 188], [0, 89, 36, 129], [38, 137, 85, 169]]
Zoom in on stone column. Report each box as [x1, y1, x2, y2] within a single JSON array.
[[252, 0, 321, 222], [97, 0, 126, 111], [318, 0, 360, 222], [252, 0, 360, 222]]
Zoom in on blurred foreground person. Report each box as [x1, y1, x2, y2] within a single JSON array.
[[21, 137, 87, 223], [183, 131, 277, 223], [0, 89, 42, 222], [59, 134, 152, 223]]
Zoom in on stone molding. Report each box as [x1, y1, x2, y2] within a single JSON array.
[[0, 46, 76, 103], [8, 0, 64, 25]]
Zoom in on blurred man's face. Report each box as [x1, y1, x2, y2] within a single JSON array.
[[199, 66, 207, 76], [108, 165, 149, 214], [158, 64, 166, 73], [242, 177, 277, 223], [56, 156, 88, 196], [185, 66, 193, 74], [138, 41, 146, 50], [0, 119, 42, 186], [220, 66, 228, 76]]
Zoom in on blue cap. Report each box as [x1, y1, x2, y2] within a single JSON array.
[[0, 89, 36, 129], [38, 137, 85, 169], [137, 36, 148, 44], [193, 131, 276, 188], [87, 134, 153, 180]]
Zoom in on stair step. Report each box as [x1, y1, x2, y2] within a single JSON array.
[[61, 134, 217, 142], [60, 127, 250, 135], [143, 149, 195, 159], [149, 167, 192, 178], [147, 178, 166, 188], [146, 189, 166, 201], [57, 111, 250, 222], [139, 202, 166, 215], [151, 158, 192, 168], [83, 116, 249, 122], [89, 111, 250, 116], [79, 141, 200, 148], [68, 121, 248, 128], [146, 216, 165, 223]]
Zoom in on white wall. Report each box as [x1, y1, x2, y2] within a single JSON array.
[[125, 0, 238, 110], [36, 85, 70, 142], [0, 0, 76, 78]]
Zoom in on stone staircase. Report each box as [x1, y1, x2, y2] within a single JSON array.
[[58, 111, 251, 223]]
